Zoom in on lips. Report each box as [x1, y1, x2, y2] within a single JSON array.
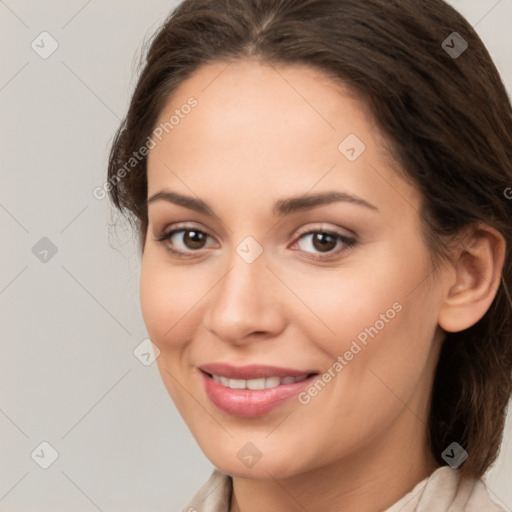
[[198, 363, 319, 417], [199, 362, 317, 380]]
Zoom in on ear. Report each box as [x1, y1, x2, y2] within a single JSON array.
[[438, 223, 506, 333]]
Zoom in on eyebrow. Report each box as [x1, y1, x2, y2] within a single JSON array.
[[147, 189, 378, 216]]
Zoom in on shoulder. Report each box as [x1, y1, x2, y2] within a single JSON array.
[[181, 468, 232, 512], [385, 466, 507, 512]]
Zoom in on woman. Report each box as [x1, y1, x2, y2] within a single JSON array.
[[106, 0, 512, 510]]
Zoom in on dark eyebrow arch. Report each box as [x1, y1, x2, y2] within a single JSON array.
[[148, 191, 215, 216], [147, 190, 378, 216], [273, 191, 378, 215]]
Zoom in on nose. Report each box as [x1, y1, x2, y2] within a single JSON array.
[[202, 245, 286, 346]]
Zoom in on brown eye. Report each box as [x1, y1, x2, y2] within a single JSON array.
[[311, 233, 337, 252], [182, 230, 207, 249], [154, 227, 214, 256], [294, 229, 356, 260]]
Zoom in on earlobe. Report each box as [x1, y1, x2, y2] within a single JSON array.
[[438, 224, 506, 333]]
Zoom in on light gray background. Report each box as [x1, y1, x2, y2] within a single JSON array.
[[1, 1, 511, 511]]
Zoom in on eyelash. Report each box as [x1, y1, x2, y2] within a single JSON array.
[[153, 224, 357, 261]]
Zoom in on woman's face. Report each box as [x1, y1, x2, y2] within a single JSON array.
[[140, 59, 446, 479]]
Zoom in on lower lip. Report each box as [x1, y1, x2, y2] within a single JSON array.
[[199, 370, 317, 417]]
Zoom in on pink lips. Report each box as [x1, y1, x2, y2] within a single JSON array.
[[199, 363, 318, 417]]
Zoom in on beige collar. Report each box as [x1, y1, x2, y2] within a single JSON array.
[[183, 465, 505, 512]]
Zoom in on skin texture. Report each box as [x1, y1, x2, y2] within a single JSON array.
[[139, 59, 505, 512]]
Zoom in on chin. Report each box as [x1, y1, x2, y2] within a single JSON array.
[[197, 437, 309, 480]]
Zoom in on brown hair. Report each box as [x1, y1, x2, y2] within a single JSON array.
[[107, 0, 512, 479]]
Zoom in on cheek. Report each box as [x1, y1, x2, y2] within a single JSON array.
[[318, 240, 436, 354], [139, 252, 205, 409], [139, 251, 201, 348], [277, 261, 414, 361], [287, 282, 439, 461], [292, 242, 439, 397]]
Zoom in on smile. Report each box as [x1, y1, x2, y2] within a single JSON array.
[[209, 373, 310, 390], [198, 364, 319, 417]]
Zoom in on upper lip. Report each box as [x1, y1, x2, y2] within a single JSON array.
[[199, 363, 318, 380]]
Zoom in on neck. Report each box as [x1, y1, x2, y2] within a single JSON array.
[[229, 409, 440, 512]]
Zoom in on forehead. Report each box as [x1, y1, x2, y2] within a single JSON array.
[[150, 58, 374, 157], [146, 58, 418, 219]]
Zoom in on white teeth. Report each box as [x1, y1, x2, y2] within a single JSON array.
[[247, 378, 266, 390], [229, 378, 246, 389], [211, 373, 310, 389], [264, 376, 281, 388]]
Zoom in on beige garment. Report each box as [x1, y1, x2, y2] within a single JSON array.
[[181, 466, 507, 512]]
